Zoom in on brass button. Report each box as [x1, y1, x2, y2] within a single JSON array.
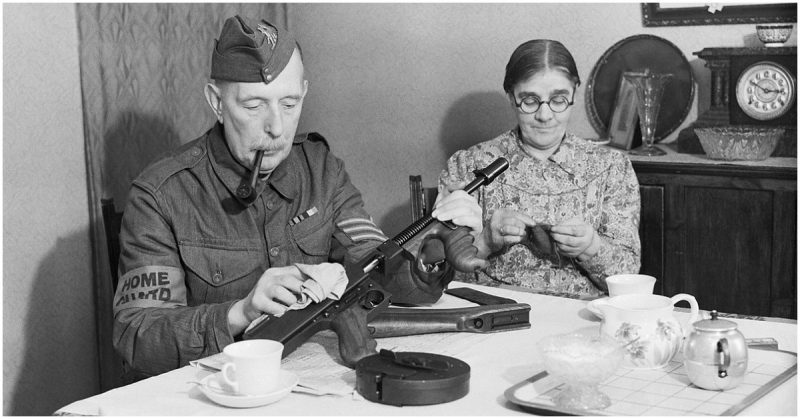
[[269, 247, 280, 257], [212, 271, 223, 283], [191, 147, 201, 156], [266, 199, 276, 210]]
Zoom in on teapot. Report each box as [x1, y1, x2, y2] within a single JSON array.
[[595, 293, 699, 369], [683, 310, 748, 390]]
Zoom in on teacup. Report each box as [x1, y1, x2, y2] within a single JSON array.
[[606, 274, 656, 298], [220, 339, 283, 396]]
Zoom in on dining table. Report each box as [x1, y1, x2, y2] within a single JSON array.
[[56, 281, 797, 416]]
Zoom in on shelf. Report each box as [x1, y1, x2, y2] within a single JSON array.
[[605, 143, 796, 179]]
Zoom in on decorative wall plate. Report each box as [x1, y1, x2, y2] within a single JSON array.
[[586, 34, 695, 143]]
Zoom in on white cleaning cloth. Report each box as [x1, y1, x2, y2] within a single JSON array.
[[289, 262, 348, 310], [244, 263, 348, 334]]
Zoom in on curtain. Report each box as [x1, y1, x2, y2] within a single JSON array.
[[77, 3, 287, 391]]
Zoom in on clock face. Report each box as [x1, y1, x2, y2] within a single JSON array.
[[735, 61, 796, 121]]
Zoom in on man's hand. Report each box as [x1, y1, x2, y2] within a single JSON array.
[[426, 184, 488, 272], [228, 266, 305, 335], [549, 217, 602, 262], [430, 186, 483, 235]]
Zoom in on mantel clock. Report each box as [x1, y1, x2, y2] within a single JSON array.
[[678, 47, 797, 157]]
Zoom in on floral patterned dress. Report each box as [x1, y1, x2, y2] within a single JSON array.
[[439, 129, 641, 298]]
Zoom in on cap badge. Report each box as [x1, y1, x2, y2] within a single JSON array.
[[257, 23, 278, 48]]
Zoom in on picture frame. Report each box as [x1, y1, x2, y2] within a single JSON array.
[[641, 2, 796, 27], [607, 74, 639, 150]]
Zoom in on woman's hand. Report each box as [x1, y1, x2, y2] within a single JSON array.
[[549, 217, 602, 261], [481, 208, 536, 253]]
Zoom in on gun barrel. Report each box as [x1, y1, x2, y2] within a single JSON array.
[[471, 157, 509, 188], [391, 157, 509, 246]]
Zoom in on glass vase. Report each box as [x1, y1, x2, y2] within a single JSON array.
[[624, 71, 673, 156]]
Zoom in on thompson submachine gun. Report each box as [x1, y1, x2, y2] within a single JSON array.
[[243, 157, 509, 367]]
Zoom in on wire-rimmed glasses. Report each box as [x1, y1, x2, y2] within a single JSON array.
[[513, 94, 575, 114]]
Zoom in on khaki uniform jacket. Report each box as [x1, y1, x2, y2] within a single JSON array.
[[112, 124, 449, 376]]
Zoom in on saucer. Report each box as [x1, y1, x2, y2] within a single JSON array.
[[197, 370, 298, 408], [586, 297, 608, 319]]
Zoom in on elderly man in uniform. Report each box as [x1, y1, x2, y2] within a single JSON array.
[[112, 15, 486, 377]]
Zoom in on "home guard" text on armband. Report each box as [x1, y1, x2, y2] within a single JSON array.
[[112, 266, 187, 313]]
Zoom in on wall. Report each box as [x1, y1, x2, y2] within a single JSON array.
[[289, 3, 797, 235], [3, 3, 98, 415]]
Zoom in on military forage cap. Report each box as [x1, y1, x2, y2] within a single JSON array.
[[210, 15, 297, 84]]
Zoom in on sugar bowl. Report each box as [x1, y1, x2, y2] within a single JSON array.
[[683, 310, 748, 390]]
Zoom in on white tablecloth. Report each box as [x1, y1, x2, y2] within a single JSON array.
[[57, 282, 797, 416]]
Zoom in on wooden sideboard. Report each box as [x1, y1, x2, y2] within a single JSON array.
[[632, 157, 797, 319]]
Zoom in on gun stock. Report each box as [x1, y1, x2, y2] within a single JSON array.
[[367, 303, 532, 337]]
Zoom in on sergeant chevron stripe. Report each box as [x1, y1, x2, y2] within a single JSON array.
[[337, 218, 388, 242]]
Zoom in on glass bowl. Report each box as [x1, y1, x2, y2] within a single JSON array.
[[694, 127, 783, 161], [756, 24, 794, 47], [537, 333, 624, 411]]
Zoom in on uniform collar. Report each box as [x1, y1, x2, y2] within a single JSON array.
[[207, 123, 297, 206]]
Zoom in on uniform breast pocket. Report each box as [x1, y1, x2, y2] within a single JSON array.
[[178, 240, 263, 303], [290, 216, 334, 264]]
